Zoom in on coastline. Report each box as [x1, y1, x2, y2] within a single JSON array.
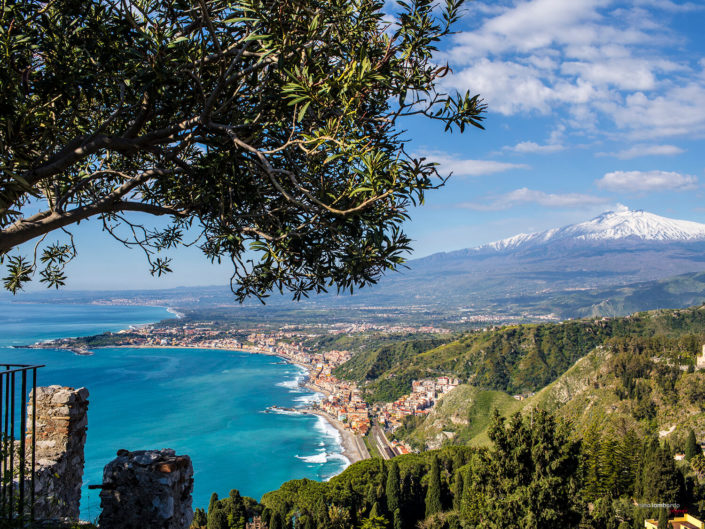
[[110, 343, 371, 465], [300, 408, 369, 465], [26, 336, 371, 469], [286, 365, 370, 465]]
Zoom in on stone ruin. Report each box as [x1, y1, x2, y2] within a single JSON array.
[[4, 385, 194, 528], [97, 448, 194, 529], [26, 385, 89, 521]]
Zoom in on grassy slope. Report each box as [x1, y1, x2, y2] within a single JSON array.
[[388, 306, 705, 451], [393, 385, 525, 450], [525, 345, 705, 446], [395, 343, 705, 451]]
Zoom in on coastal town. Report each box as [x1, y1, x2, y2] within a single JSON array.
[[20, 319, 460, 459]]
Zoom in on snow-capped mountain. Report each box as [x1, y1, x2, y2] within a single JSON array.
[[478, 208, 705, 253], [258, 207, 705, 314], [367, 207, 705, 309]]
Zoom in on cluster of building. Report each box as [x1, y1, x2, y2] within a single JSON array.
[[305, 363, 371, 435], [374, 377, 461, 431], [450, 312, 559, 325], [323, 322, 451, 335]]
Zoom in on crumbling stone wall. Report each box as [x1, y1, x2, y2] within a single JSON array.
[[27, 385, 89, 521], [98, 448, 194, 529]]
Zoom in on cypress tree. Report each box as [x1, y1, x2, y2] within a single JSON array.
[[376, 483, 387, 514], [452, 451, 464, 474], [386, 461, 401, 514], [347, 481, 359, 527], [315, 497, 330, 529], [208, 492, 219, 514], [452, 470, 464, 511], [685, 429, 699, 461], [640, 444, 681, 504], [379, 459, 387, 484], [193, 508, 208, 528], [393, 508, 403, 529], [366, 484, 377, 511], [425, 455, 442, 518], [370, 502, 381, 520]]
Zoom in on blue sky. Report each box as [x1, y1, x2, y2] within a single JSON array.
[[13, 0, 705, 291], [404, 0, 705, 256]]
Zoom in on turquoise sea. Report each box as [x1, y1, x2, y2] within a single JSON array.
[[0, 302, 348, 521]]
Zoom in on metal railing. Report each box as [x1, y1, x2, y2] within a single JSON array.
[[0, 364, 44, 525]]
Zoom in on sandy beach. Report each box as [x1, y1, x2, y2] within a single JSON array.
[[301, 408, 370, 464]]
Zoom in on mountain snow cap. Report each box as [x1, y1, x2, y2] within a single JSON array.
[[478, 208, 705, 252]]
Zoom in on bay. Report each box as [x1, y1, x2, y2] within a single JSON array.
[[0, 302, 348, 521]]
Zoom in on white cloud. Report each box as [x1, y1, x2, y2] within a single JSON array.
[[458, 187, 608, 210], [450, 58, 598, 116], [596, 170, 698, 192], [633, 0, 704, 12], [598, 144, 685, 159], [597, 82, 705, 139], [503, 126, 566, 154], [442, 0, 705, 140], [420, 151, 528, 176], [505, 141, 565, 154]]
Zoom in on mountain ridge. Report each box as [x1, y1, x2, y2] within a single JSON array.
[[440, 208, 705, 257]]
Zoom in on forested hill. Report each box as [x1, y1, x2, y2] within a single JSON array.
[[335, 305, 705, 402]]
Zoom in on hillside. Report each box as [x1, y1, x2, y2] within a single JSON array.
[[390, 315, 705, 452], [14, 209, 705, 321], [337, 305, 705, 403], [526, 338, 705, 447], [390, 386, 524, 450]]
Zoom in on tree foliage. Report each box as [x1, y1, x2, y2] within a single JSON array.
[[462, 410, 582, 529], [202, 410, 705, 529], [686, 429, 700, 461], [0, 0, 485, 298], [425, 455, 442, 518], [386, 460, 401, 515]]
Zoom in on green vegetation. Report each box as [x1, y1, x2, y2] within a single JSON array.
[[688, 429, 701, 460], [336, 305, 705, 402], [391, 386, 524, 450], [314, 334, 453, 358], [393, 317, 705, 452], [192, 490, 261, 529], [525, 335, 705, 445]]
